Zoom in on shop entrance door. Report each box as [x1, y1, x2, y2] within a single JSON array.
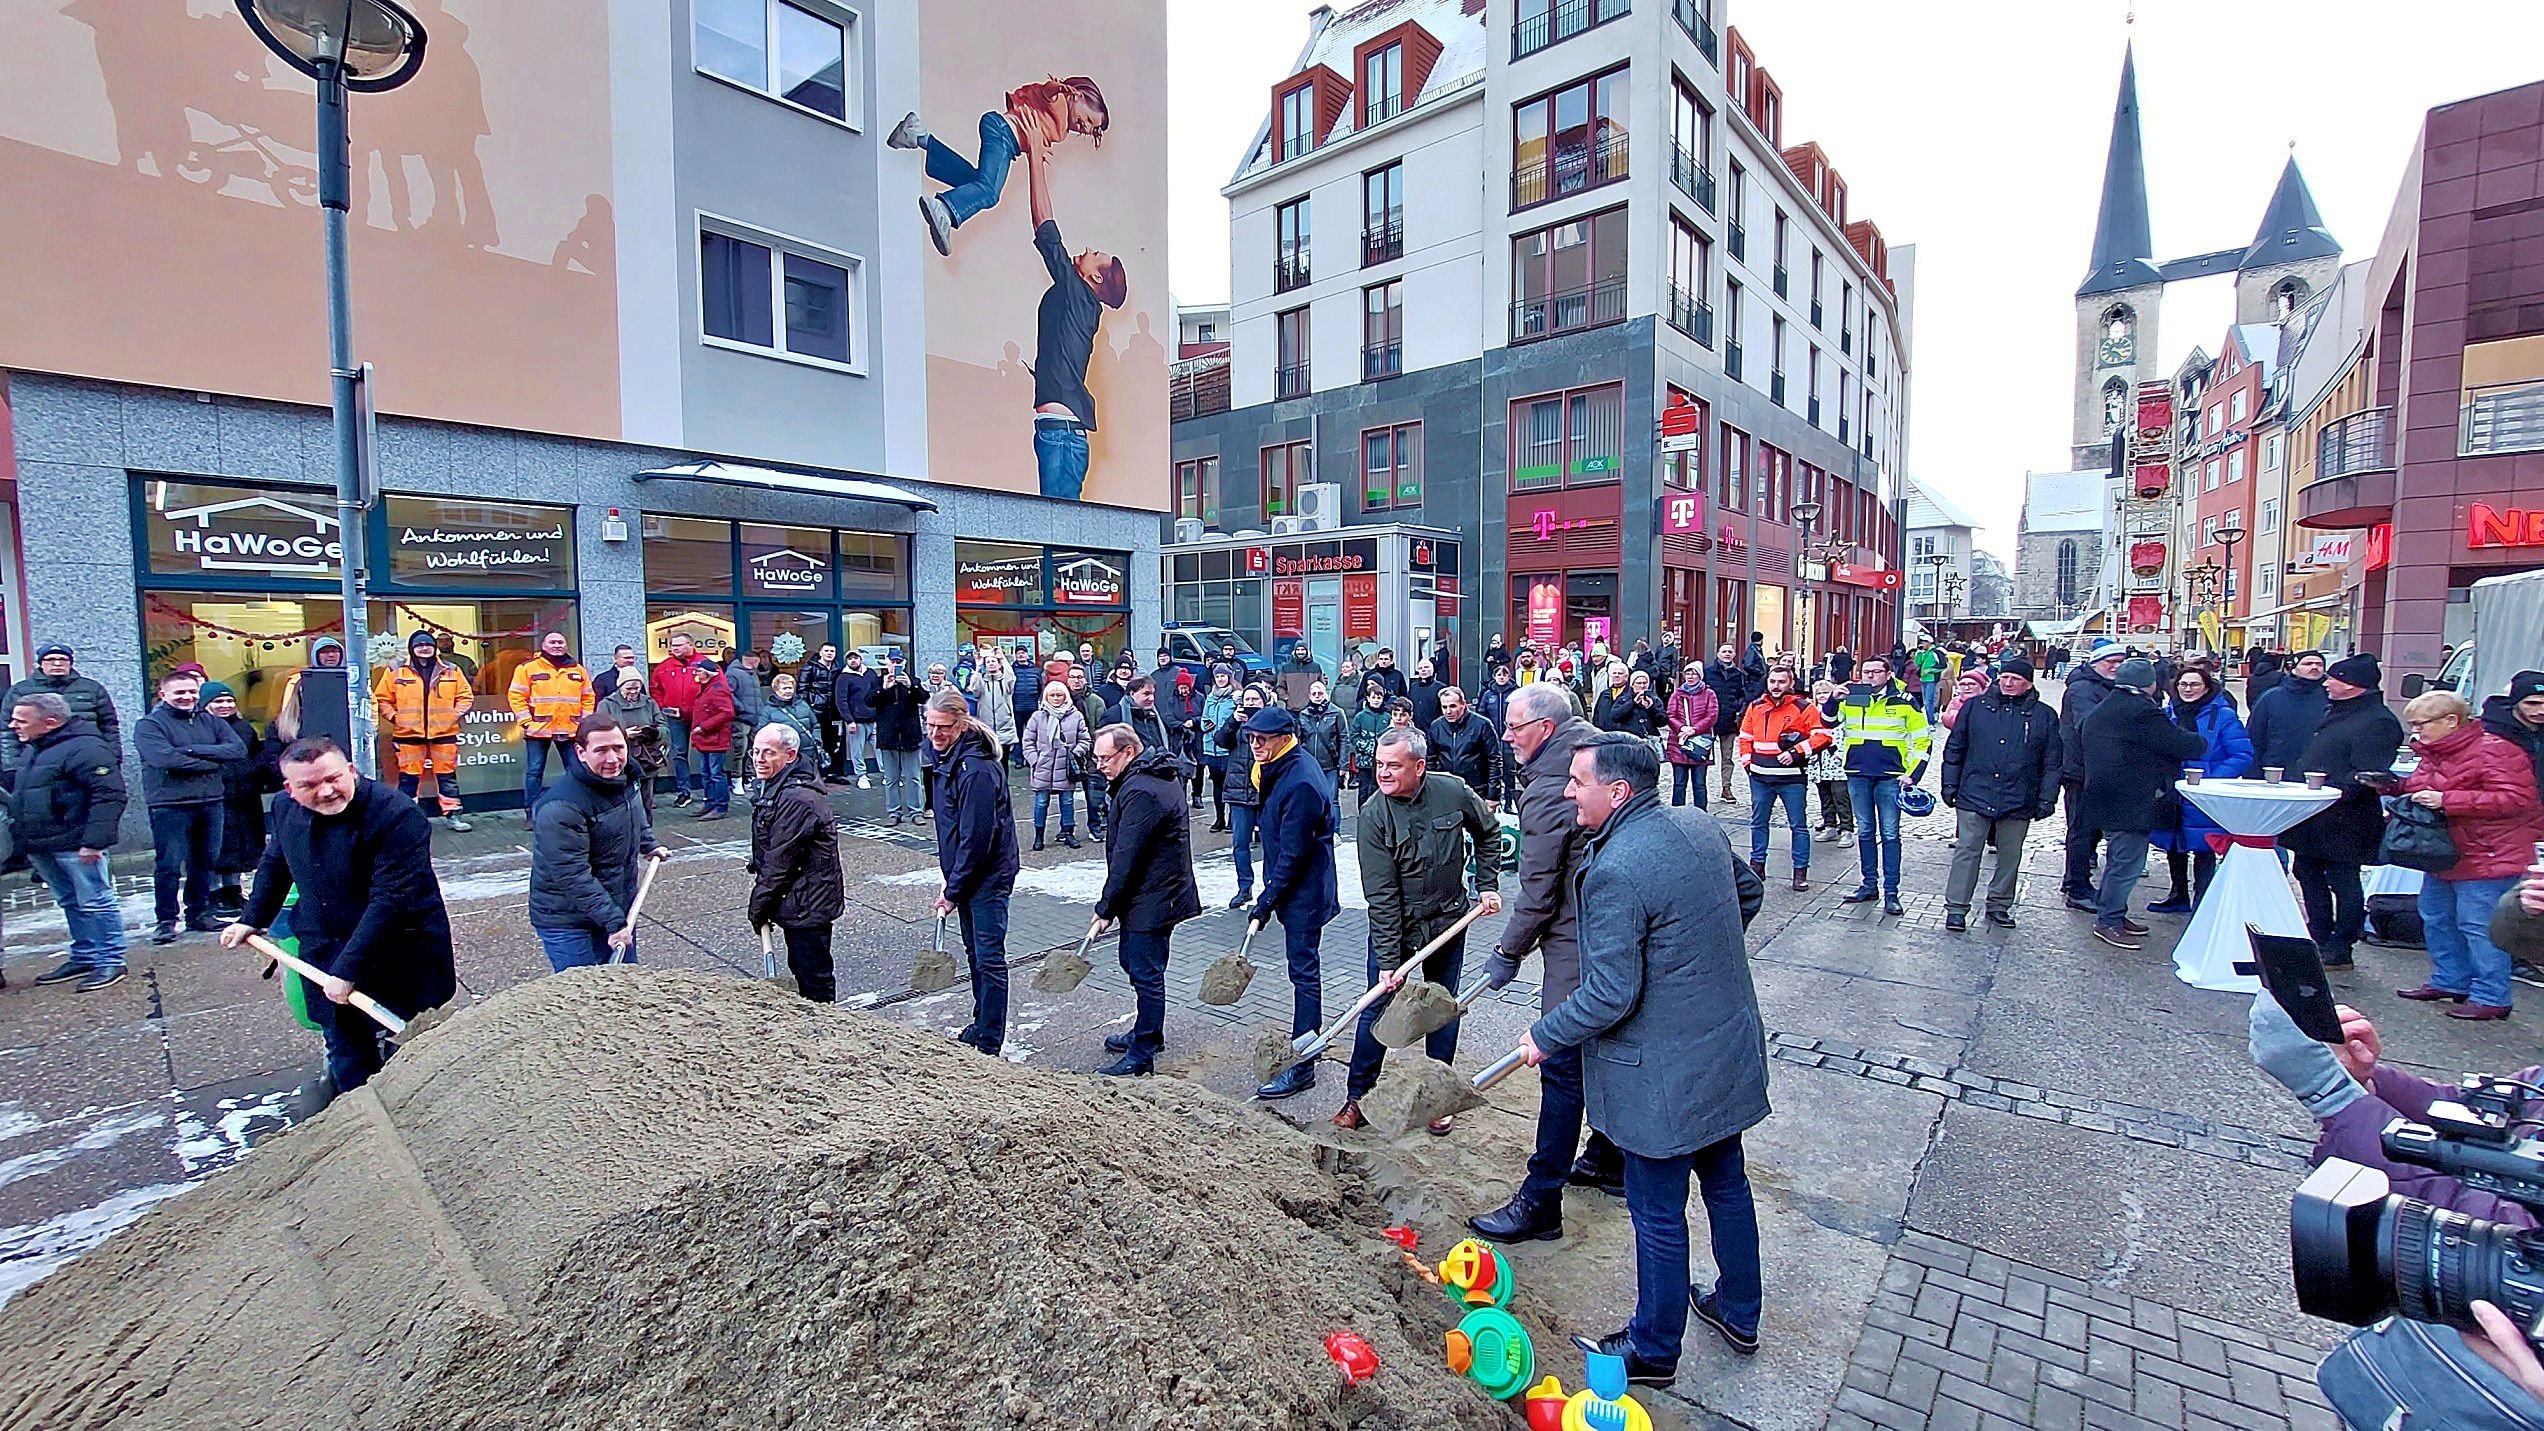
[[1307, 580, 1341, 676], [743, 607, 838, 679]]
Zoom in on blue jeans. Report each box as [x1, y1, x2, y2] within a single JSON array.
[[878, 746, 921, 813], [665, 715, 696, 796], [2097, 830, 2152, 927], [697, 748, 729, 813], [148, 802, 223, 923], [2421, 874, 2519, 1008], [1622, 1135, 1764, 1363], [1521, 1043, 1586, 1202], [306, 980, 391, 1093], [523, 736, 579, 810], [1229, 803, 1259, 896], [1278, 913, 1326, 1039], [1670, 762, 1709, 808], [1083, 774, 1108, 835], [29, 849, 127, 973], [844, 723, 877, 774], [1848, 775, 1904, 894], [1118, 927, 1170, 1059], [1035, 421, 1089, 501], [1920, 677, 1941, 717], [1748, 775, 1810, 870], [1345, 929, 1466, 1099], [960, 894, 1012, 1050], [1032, 788, 1076, 835], [924, 111, 1020, 227], [537, 924, 628, 971]]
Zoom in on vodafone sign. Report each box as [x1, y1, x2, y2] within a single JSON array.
[[1831, 563, 1902, 591]]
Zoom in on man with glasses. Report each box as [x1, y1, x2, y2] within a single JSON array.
[[925, 689, 1020, 1054]]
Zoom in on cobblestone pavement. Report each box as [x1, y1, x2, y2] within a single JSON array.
[[0, 714, 2523, 1429]]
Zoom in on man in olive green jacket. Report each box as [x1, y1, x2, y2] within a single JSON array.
[[1335, 726, 1503, 1130]]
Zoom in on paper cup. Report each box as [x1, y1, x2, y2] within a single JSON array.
[[2263, 767, 2285, 784], [2305, 771, 2328, 789], [2183, 766, 2204, 785]]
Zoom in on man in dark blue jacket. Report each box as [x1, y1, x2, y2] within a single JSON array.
[[926, 689, 1021, 1055], [221, 738, 455, 1094], [528, 714, 661, 970], [133, 670, 246, 945], [2058, 640, 2127, 908], [1939, 657, 2062, 933], [832, 650, 883, 787], [5, 695, 129, 990], [1244, 705, 1340, 1100], [2247, 650, 2331, 776]]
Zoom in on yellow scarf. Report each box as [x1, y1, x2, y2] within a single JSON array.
[[1252, 735, 1296, 791]]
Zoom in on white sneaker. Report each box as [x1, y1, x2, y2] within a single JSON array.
[[886, 111, 927, 150], [444, 813, 473, 833], [858, 775, 872, 789], [919, 195, 952, 256]]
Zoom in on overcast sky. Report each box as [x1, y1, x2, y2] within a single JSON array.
[[1165, 0, 2544, 556]]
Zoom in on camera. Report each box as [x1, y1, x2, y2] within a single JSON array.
[[2291, 1075, 2544, 1344]]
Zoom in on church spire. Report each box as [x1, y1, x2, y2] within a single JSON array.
[[2242, 153, 2340, 270], [2077, 44, 2160, 298]]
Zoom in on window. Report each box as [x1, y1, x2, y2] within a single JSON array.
[[1911, 534, 1936, 559], [1771, 209, 1788, 294], [1363, 423, 1421, 509], [2258, 560, 2278, 598], [1670, 78, 1713, 210], [1724, 276, 1744, 377], [1726, 161, 1748, 259], [1363, 163, 1403, 265], [1512, 66, 1631, 210], [1261, 441, 1311, 516], [1809, 250, 1824, 324], [2228, 450, 2245, 484], [1668, 219, 1711, 343], [1509, 383, 1625, 490], [2208, 403, 2224, 433], [2204, 459, 2221, 492], [2055, 539, 2080, 606], [700, 223, 860, 369], [1176, 457, 1221, 526], [1274, 197, 1310, 292], [1511, 207, 1628, 342], [1770, 314, 1786, 403], [1720, 425, 1748, 512], [1840, 282, 1853, 352], [1362, 280, 1403, 380], [2231, 389, 2249, 424], [1363, 42, 1403, 127], [695, 0, 852, 122], [2202, 515, 2219, 546], [1275, 308, 1311, 398], [2264, 433, 2284, 473], [1278, 83, 1314, 161], [2260, 496, 2280, 534]]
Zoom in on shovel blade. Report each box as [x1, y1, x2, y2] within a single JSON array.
[[1197, 952, 1256, 1007], [1372, 978, 1461, 1048], [1031, 948, 1095, 994], [910, 947, 960, 994]]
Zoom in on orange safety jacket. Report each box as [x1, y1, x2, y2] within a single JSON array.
[[1736, 692, 1830, 775], [508, 656, 596, 740], [374, 660, 475, 744]]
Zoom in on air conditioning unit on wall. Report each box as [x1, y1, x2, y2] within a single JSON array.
[[1171, 517, 1205, 544], [1270, 514, 1316, 535], [1296, 482, 1342, 529]]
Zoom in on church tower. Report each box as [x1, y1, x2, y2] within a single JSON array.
[[2072, 45, 2166, 471], [2235, 154, 2343, 323]]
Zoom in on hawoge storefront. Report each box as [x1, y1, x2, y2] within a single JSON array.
[[954, 541, 1132, 660], [135, 476, 578, 808], [640, 516, 915, 673]]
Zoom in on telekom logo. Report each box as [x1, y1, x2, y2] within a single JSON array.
[[1529, 509, 1600, 541], [1664, 496, 1699, 533], [1532, 509, 1555, 541]]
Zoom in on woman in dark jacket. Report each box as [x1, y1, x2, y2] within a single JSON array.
[[2281, 655, 2405, 969], [2149, 668, 2254, 914], [1217, 686, 1270, 909], [748, 736, 846, 1002], [1596, 667, 1668, 742], [200, 682, 274, 921]]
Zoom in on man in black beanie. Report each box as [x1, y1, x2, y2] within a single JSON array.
[[2282, 653, 2404, 968], [2481, 669, 2544, 800]]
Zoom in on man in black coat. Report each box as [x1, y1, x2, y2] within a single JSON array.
[[1361, 647, 1409, 705], [2247, 650, 2330, 776], [1427, 686, 1503, 803], [133, 670, 247, 944], [748, 724, 845, 1002], [1939, 657, 2062, 933], [1089, 724, 1201, 1076], [926, 689, 1021, 1055], [1246, 704, 1342, 1101], [222, 739, 455, 1094], [529, 713, 662, 970], [1702, 644, 1752, 805], [2058, 641, 2127, 908], [799, 642, 843, 779], [2283, 654, 2405, 968], [1, 642, 120, 773], [832, 650, 883, 786], [2078, 660, 2208, 950], [2479, 669, 2544, 799], [5, 694, 130, 990]]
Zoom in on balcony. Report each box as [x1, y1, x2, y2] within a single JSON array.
[[1725, 340, 1742, 381], [1772, 264, 1789, 299], [1513, 0, 1629, 61], [1808, 396, 1822, 427], [1810, 298, 1824, 328], [1666, 285, 1714, 346], [1512, 133, 1629, 211], [1362, 218, 1403, 267], [2463, 379, 2544, 456], [1669, 141, 1715, 214], [1670, 0, 1718, 62], [1511, 274, 1628, 342], [1363, 94, 1403, 129], [1770, 370, 1786, 406], [1274, 251, 1310, 294], [1362, 342, 1403, 382], [1275, 361, 1312, 400], [2298, 405, 2396, 530]]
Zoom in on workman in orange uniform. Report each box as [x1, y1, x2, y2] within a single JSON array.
[[508, 630, 597, 817], [375, 628, 476, 831]]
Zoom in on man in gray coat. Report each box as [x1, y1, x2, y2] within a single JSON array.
[[1525, 731, 1771, 1383]]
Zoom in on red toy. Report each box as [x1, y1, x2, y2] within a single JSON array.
[[1325, 1331, 1380, 1385], [1382, 1226, 1420, 1251]]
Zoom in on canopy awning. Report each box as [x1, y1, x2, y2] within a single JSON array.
[[632, 460, 939, 513]]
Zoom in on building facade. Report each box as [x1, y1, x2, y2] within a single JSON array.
[[1902, 478, 1982, 625], [0, 0, 1173, 814], [1170, 0, 1912, 679]]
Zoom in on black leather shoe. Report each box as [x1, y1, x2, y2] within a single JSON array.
[[1943, 912, 1968, 933], [34, 961, 95, 986], [1103, 1031, 1165, 1054], [1692, 1292, 1760, 1356], [1568, 1331, 1677, 1387], [2064, 893, 2099, 912], [1253, 1061, 1318, 1101], [1883, 897, 1905, 917], [1842, 887, 1878, 904], [151, 921, 179, 945], [185, 914, 227, 933], [1466, 1194, 1563, 1243], [1987, 910, 2019, 929], [1566, 1152, 1626, 1197], [1095, 1052, 1152, 1077]]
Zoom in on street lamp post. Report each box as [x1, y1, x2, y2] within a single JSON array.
[[1793, 500, 1823, 657], [2214, 521, 2247, 650], [236, 0, 427, 777], [1923, 551, 1952, 625]]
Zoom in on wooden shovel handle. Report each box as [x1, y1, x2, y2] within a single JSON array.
[[1386, 903, 1493, 990], [245, 934, 407, 1036]]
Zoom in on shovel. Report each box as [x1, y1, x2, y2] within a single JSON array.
[[910, 913, 960, 993], [1263, 905, 1490, 1079], [1198, 919, 1259, 1007], [1030, 917, 1103, 994], [1365, 1045, 1531, 1136], [760, 926, 778, 981], [1373, 967, 1500, 1050], [613, 850, 666, 965], [244, 934, 407, 1036]]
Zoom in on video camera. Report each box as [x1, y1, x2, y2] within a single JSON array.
[[2292, 1074, 2544, 1346]]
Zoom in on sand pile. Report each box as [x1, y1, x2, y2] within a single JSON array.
[[0, 970, 1505, 1431]]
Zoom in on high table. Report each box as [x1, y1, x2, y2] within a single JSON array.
[[2170, 778, 2343, 992]]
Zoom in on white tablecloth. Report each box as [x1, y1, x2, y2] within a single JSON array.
[[2170, 779, 2343, 992]]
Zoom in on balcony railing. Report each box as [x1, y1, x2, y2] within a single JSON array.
[[1512, 133, 1630, 210], [1362, 219, 1403, 266], [1363, 94, 1403, 129], [1513, 0, 1629, 61], [1669, 141, 1716, 213], [1727, 221, 1745, 261], [1725, 340, 1743, 381], [1274, 251, 1310, 293], [1510, 274, 1628, 343], [1770, 370, 1787, 407], [2320, 406, 2396, 480], [1670, 0, 1717, 62], [1275, 361, 1312, 400], [1362, 342, 1403, 382], [1666, 284, 1714, 347], [1772, 264, 1789, 298], [2462, 381, 2544, 456]]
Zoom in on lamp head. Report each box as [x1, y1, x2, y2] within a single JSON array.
[[237, 0, 427, 91]]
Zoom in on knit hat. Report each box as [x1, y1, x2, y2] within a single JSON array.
[[2328, 653, 2381, 690], [2114, 658, 2158, 692], [2507, 670, 2544, 705], [34, 642, 71, 661], [1175, 669, 1196, 690], [199, 680, 235, 703], [170, 662, 207, 681], [2088, 639, 2125, 664], [618, 671, 645, 692], [1999, 655, 2036, 681], [408, 629, 439, 654], [1829, 651, 1856, 682]]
